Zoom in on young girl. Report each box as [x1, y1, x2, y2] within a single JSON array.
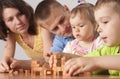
[[63, 3, 103, 56], [0, 0, 43, 72], [65, 0, 120, 76]]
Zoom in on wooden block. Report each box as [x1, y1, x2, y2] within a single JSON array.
[[31, 64, 40, 68], [19, 69, 24, 74], [9, 69, 13, 74], [13, 71, 18, 75], [34, 71, 40, 76], [46, 70, 53, 76], [25, 70, 31, 76], [57, 71, 63, 76]]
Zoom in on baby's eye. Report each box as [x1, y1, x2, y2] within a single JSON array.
[[103, 21, 108, 24], [72, 26, 75, 29], [79, 25, 84, 27]]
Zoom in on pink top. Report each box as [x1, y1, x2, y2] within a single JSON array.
[[63, 36, 104, 56]]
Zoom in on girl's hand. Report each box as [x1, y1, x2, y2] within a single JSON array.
[[65, 57, 97, 76]]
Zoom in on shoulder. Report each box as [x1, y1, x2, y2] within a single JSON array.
[[93, 36, 104, 48]]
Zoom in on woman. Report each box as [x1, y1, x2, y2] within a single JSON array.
[[0, 0, 43, 72]]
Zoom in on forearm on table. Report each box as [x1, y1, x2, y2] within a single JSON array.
[[18, 58, 46, 70], [2, 38, 15, 59], [93, 55, 120, 70]]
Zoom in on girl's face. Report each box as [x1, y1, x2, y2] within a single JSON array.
[[2, 8, 29, 34], [70, 13, 95, 42], [95, 6, 120, 46]]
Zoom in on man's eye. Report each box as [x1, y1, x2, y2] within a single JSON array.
[[53, 26, 58, 31], [59, 16, 65, 24]]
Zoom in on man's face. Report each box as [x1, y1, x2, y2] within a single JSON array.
[[37, 7, 72, 37]]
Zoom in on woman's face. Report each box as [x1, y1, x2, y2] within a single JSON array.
[[2, 8, 29, 34]]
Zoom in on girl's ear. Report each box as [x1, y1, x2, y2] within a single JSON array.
[[63, 5, 70, 12]]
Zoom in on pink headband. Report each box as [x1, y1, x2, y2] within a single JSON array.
[[77, 0, 86, 4]]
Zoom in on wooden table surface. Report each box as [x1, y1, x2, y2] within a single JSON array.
[[0, 73, 120, 79]]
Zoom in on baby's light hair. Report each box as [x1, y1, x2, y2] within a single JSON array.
[[71, 3, 96, 28]]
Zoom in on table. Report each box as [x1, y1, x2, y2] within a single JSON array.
[[0, 73, 120, 79]]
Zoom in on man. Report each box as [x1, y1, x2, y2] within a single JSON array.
[[35, 0, 74, 60]]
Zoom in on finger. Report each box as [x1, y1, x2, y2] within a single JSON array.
[[72, 66, 84, 76], [10, 60, 17, 69], [0, 63, 6, 72], [10, 62, 14, 69], [49, 55, 54, 68], [64, 59, 75, 73], [68, 62, 81, 76], [2, 62, 9, 70]]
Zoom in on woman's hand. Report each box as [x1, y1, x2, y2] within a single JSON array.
[[0, 58, 11, 72]]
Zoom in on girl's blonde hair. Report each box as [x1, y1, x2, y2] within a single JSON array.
[[71, 3, 96, 28]]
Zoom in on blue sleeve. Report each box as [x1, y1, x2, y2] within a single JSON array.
[[50, 36, 65, 52]]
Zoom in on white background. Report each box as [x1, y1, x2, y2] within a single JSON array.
[[0, 0, 97, 60]]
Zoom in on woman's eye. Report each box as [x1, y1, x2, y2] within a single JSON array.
[[7, 18, 13, 22], [17, 12, 24, 17]]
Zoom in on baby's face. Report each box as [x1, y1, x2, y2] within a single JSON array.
[[95, 6, 120, 46], [70, 13, 95, 41]]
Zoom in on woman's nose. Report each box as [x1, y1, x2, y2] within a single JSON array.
[[15, 17, 21, 24]]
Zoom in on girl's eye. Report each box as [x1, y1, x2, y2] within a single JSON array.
[[72, 26, 75, 29]]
